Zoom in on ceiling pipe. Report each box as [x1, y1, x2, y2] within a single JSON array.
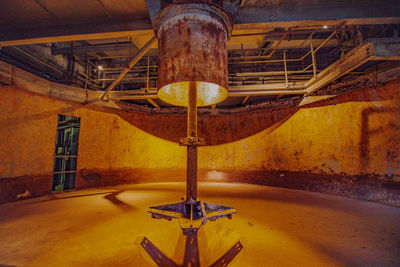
[[100, 35, 156, 100]]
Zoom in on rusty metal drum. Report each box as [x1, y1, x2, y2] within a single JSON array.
[[156, 3, 232, 106]]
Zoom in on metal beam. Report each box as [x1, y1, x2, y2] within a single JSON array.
[[51, 42, 137, 55], [109, 89, 306, 99], [108, 83, 306, 100], [305, 41, 400, 95], [235, 70, 313, 77], [147, 99, 160, 108], [373, 42, 400, 60], [100, 36, 156, 100], [241, 96, 249, 105], [229, 89, 306, 96], [305, 43, 375, 95], [110, 92, 158, 100], [235, 0, 400, 24], [0, 20, 153, 47], [32, 0, 59, 21], [107, 40, 400, 100], [230, 83, 305, 91], [1, 0, 400, 47]]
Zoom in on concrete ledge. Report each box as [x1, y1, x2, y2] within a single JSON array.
[[76, 168, 400, 206], [2, 169, 399, 206], [0, 174, 52, 203]]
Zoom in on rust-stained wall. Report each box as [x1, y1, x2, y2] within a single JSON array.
[[1, 80, 399, 205], [0, 85, 187, 202], [115, 80, 400, 177], [200, 82, 400, 176]]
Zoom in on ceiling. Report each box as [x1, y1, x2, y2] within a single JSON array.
[[0, 0, 400, 110]]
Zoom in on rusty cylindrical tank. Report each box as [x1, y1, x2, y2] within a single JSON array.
[[156, 2, 232, 107]]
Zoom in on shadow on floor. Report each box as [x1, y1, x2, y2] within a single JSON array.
[[30, 190, 137, 212], [24, 191, 116, 204], [103, 190, 135, 212]]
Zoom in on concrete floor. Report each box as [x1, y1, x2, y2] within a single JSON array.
[[0, 182, 399, 266]]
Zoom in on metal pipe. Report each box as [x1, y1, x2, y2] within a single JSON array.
[[241, 95, 249, 105], [235, 69, 313, 77], [147, 99, 159, 108], [99, 75, 312, 82], [100, 35, 156, 100], [11, 46, 65, 75], [283, 50, 288, 87], [96, 77, 157, 81], [299, 32, 315, 47], [301, 63, 314, 73], [84, 59, 89, 102], [90, 65, 158, 71], [108, 89, 306, 99], [231, 28, 337, 37], [230, 58, 301, 64], [146, 56, 150, 91], [263, 33, 287, 58], [110, 93, 158, 100], [310, 40, 317, 78], [312, 31, 337, 55], [229, 90, 306, 96], [229, 78, 312, 84], [187, 81, 197, 202], [229, 31, 337, 64]]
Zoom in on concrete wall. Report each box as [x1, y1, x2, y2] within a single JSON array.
[[0, 85, 187, 202], [201, 81, 400, 176], [1, 80, 399, 205]]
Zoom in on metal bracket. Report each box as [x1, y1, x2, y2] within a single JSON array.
[[141, 237, 179, 267], [179, 137, 206, 146], [141, 234, 242, 267], [210, 241, 243, 267], [148, 200, 236, 234]]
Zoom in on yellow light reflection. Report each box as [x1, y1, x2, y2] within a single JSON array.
[[158, 81, 228, 107]]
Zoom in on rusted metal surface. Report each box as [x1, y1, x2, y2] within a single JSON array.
[[187, 81, 198, 201], [100, 35, 156, 100], [187, 81, 197, 138], [183, 233, 200, 267], [187, 146, 198, 202], [156, 3, 231, 106], [305, 43, 375, 95], [157, 9, 229, 89], [140, 237, 179, 267], [210, 241, 243, 267], [141, 230, 241, 267]]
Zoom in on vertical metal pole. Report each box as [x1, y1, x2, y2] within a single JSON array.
[[283, 50, 288, 87], [84, 58, 89, 103], [102, 71, 105, 89], [310, 39, 317, 78], [97, 58, 101, 81], [146, 56, 150, 92], [187, 81, 197, 202]]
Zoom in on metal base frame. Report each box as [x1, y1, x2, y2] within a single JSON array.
[[141, 234, 243, 267], [141, 81, 242, 266]]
